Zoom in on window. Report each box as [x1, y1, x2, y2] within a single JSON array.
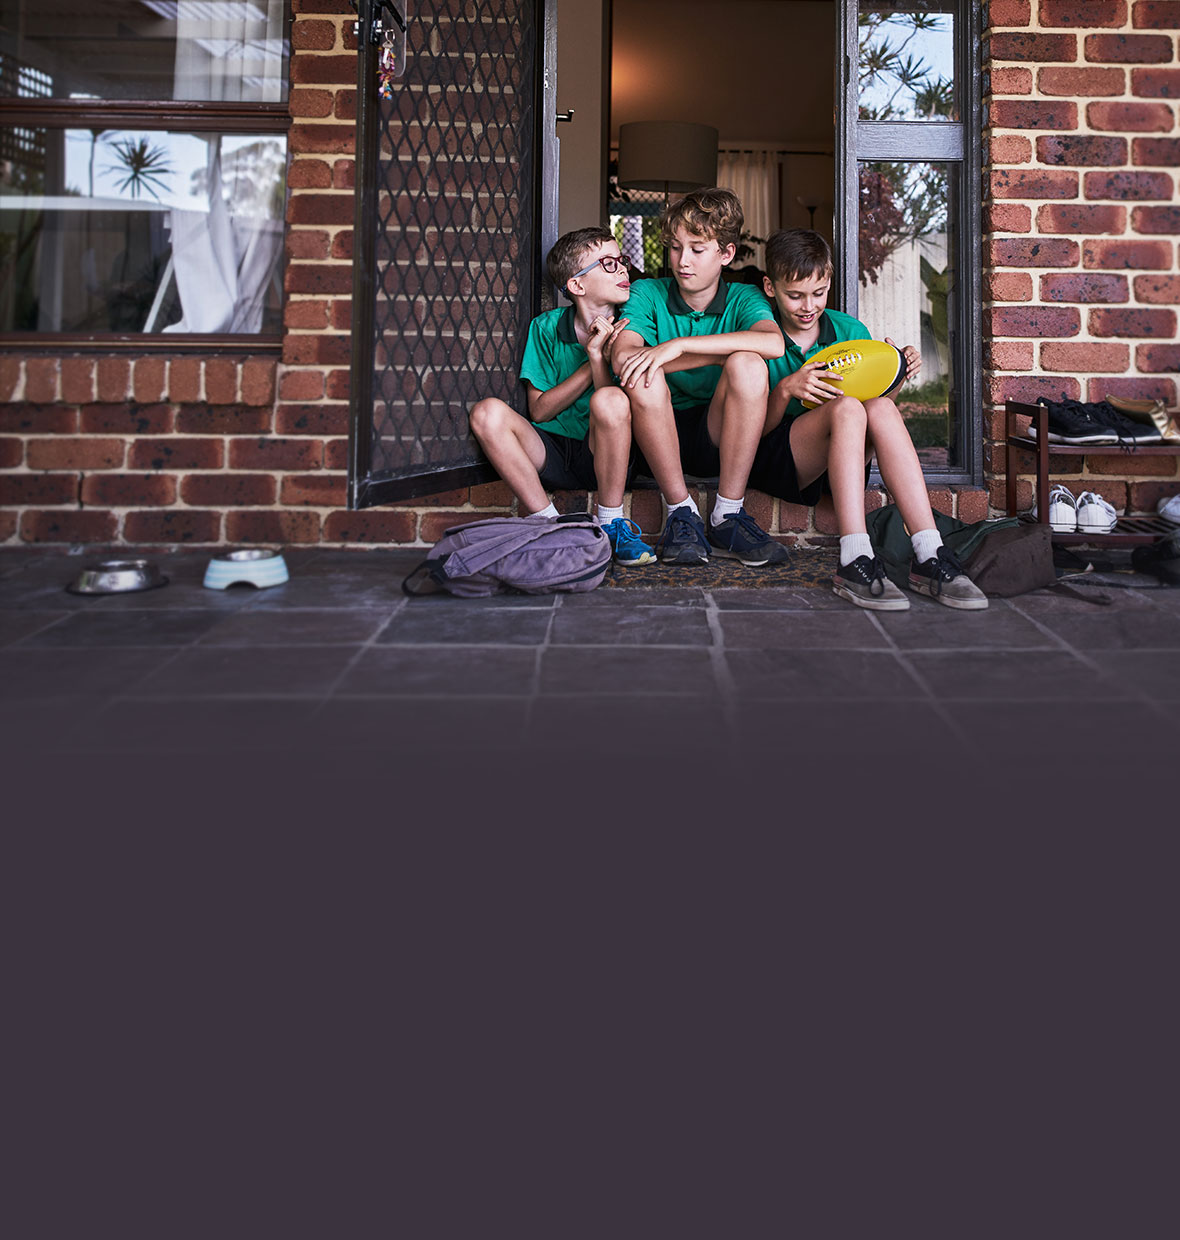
[[0, 0, 290, 343], [838, 1, 981, 483]]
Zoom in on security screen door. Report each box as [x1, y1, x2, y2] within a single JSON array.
[[348, 0, 557, 506]]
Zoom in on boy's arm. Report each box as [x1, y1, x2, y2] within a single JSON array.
[[523, 315, 631, 422], [524, 365, 592, 423], [615, 321, 783, 389], [769, 359, 845, 420]]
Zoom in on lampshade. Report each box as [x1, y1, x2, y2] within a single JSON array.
[[617, 121, 719, 193]]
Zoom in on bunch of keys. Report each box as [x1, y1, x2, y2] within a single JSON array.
[[378, 30, 397, 99]]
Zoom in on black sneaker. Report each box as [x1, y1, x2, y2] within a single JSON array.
[[1032, 397, 1117, 445], [832, 555, 910, 610], [908, 546, 989, 610], [1088, 399, 1163, 445], [707, 507, 789, 566], [657, 506, 710, 565]]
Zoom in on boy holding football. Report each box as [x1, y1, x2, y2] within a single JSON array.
[[468, 226, 656, 566], [611, 188, 789, 566], [753, 228, 987, 610]]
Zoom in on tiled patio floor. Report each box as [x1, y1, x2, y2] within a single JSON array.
[[3, 544, 1178, 793]]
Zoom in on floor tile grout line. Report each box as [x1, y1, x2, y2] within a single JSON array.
[[519, 598, 562, 736], [863, 609, 974, 745], [1007, 598, 1173, 720], [309, 596, 411, 718], [702, 591, 743, 743], [88, 603, 259, 713]]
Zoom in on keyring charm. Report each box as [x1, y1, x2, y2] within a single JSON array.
[[378, 30, 396, 99]]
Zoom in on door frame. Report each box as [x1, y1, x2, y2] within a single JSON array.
[[836, 1, 982, 486]]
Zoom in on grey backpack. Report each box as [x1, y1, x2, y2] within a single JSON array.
[[402, 513, 612, 598]]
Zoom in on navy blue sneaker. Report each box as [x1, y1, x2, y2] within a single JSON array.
[[707, 507, 789, 566], [657, 507, 710, 564]]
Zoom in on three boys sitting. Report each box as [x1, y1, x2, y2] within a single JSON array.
[[470, 189, 986, 610]]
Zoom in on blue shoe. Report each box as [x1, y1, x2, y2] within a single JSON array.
[[603, 516, 656, 566], [706, 507, 789, 566], [657, 506, 710, 565]]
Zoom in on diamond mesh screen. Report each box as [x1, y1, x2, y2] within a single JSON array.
[[367, 0, 539, 483]]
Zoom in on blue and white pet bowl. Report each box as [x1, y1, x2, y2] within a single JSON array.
[[203, 548, 290, 590]]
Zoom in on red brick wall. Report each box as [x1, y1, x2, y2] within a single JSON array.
[[1, 1, 1041, 549], [985, 0, 1180, 515]]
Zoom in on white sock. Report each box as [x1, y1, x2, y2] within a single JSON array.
[[839, 533, 874, 566], [596, 503, 624, 525], [662, 493, 699, 521], [711, 493, 744, 527], [531, 501, 559, 519], [911, 528, 943, 564]]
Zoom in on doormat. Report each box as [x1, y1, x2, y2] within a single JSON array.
[[601, 549, 839, 589]]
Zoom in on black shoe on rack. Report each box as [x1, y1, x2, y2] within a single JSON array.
[[1089, 399, 1163, 445], [1031, 397, 1117, 445]]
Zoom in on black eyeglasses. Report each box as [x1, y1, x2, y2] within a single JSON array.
[[572, 254, 631, 278]]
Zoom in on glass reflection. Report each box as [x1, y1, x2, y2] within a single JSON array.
[[0, 129, 286, 332], [0, 0, 288, 103], [858, 4, 956, 123], [858, 159, 956, 469]]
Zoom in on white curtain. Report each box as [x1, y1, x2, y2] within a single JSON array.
[[717, 150, 779, 272], [163, 0, 286, 333]]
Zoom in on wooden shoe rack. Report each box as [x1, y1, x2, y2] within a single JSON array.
[[1004, 399, 1180, 545]]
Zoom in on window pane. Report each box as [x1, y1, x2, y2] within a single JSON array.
[[858, 159, 959, 470], [0, 0, 288, 102], [858, 3, 955, 122], [0, 127, 286, 333]]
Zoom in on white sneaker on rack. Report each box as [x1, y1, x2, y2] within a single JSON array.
[[1157, 494, 1180, 526], [1076, 490, 1118, 534], [1033, 484, 1078, 532]]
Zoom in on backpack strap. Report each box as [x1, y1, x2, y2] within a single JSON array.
[[401, 557, 448, 596]]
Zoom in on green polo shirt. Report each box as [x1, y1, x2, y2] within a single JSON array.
[[766, 307, 871, 422], [519, 306, 594, 440], [620, 277, 777, 410]]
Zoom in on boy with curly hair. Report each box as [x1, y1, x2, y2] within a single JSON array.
[[610, 188, 788, 566]]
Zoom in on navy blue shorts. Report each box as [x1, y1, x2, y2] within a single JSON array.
[[536, 428, 598, 491], [672, 403, 722, 480], [536, 427, 641, 492], [746, 416, 870, 505]]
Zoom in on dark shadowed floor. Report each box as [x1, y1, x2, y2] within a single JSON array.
[[2, 543, 1177, 819]]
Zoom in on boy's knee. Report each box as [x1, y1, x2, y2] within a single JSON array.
[[723, 351, 769, 394], [831, 395, 868, 428], [590, 386, 631, 430], [470, 398, 510, 437], [864, 395, 902, 426], [626, 376, 670, 412]]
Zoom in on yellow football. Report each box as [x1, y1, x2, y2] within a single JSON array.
[[800, 338, 906, 409]]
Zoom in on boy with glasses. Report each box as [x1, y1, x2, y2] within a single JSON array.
[[469, 226, 656, 566], [611, 188, 788, 565]]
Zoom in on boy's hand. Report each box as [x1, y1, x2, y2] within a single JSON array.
[[885, 337, 921, 384], [586, 314, 629, 364], [616, 340, 679, 388], [782, 359, 845, 408]]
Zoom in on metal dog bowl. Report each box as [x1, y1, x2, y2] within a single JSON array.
[[66, 558, 168, 595], [203, 547, 290, 590]]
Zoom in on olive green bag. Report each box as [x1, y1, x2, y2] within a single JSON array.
[[865, 504, 1103, 600]]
